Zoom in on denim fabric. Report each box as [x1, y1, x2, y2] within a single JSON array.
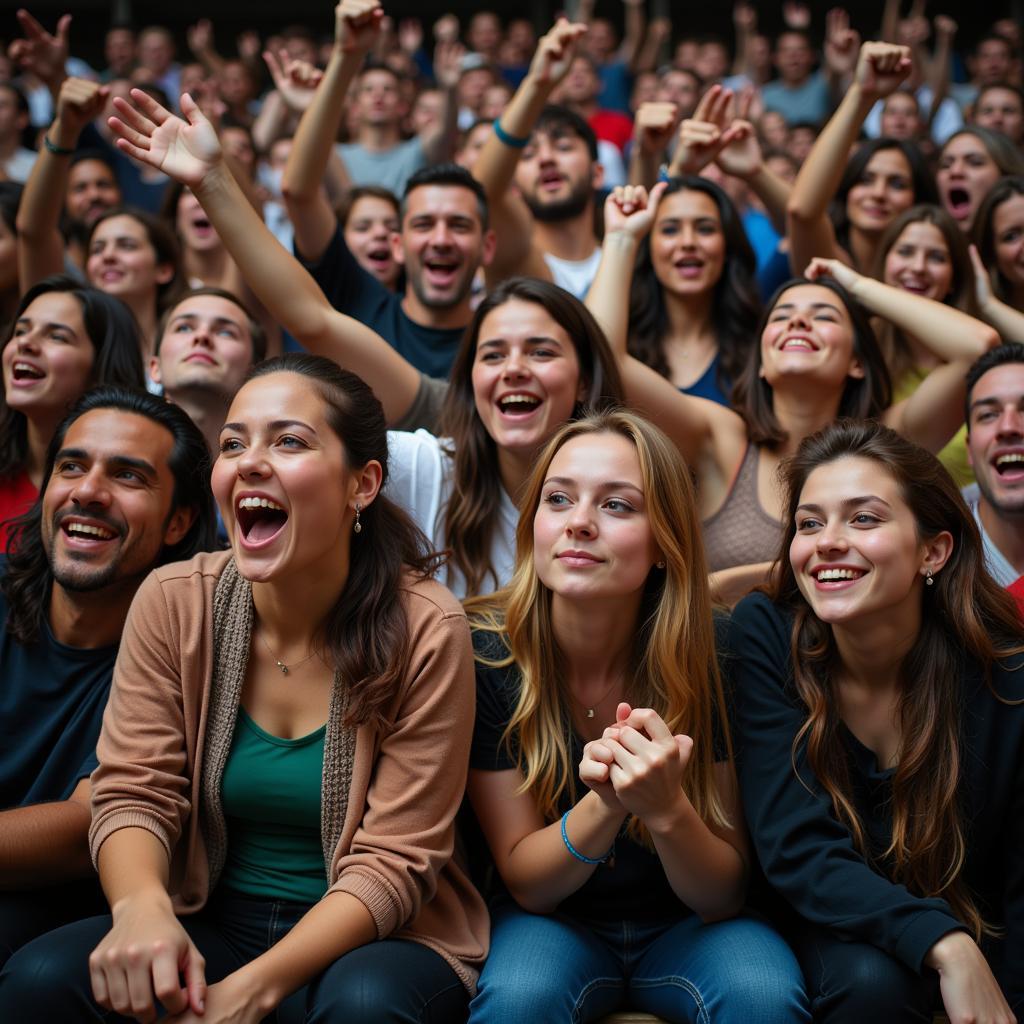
[[469, 902, 810, 1024], [0, 887, 467, 1023]]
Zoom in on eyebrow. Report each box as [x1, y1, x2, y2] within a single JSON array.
[[15, 317, 77, 334], [796, 495, 893, 514], [54, 448, 158, 479], [970, 394, 1024, 412], [478, 335, 565, 350], [220, 419, 316, 434], [771, 302, 843, 314], [544, 476, 644, 493]]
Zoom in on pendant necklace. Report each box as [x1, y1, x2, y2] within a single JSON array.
[[575, 679, 621, 719], [257, 630, 318, 676]]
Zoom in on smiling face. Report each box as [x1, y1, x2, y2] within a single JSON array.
[[42, 408, 191, 594], [650, 189, 726, 299], [846, 148, 915, 234], [213, 372, 371, 583], [471, 297, 586, 459], [534, 431, 659, 604], [344, 195, 400, 289], [760, 284, 862, 392], [883, 221, 954, 301], [992, 193, 1024, 296], [65, 160, 121, 228], [967, 361, 1024, 518], [790, 456, 935, 627], [937, 134, 1001, 231], [86, 214, 172, 303], [3, 291, 94, 421]]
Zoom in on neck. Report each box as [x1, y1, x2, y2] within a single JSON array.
[[356, 122, 401, 151], [771, 385, 843, 457], [250, 548, 350, 656], [48, 578, 138, 648], [24, 413, 59, 488], [534, 206, 599, 262], [185, 247, 230, 287], [164, 387, 230, 456], [400, 290, 473, 330], [978, 498, 1024, 575], [664, 288, 715, 343], [567, 99, 598, 120], [496, 445, 536, 505], [124, 294, 158, 360], [902, 329, 941, 371], [848, 225, 880, 273], [0, 135, 19, 161], [831, 602, 921, 694]]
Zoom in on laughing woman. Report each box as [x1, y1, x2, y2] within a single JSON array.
[[0, 354, 487, 1023], [727, 420, 1023, 1022], [465, 411, 809, 1024]]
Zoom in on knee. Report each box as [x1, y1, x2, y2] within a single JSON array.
[[0, 940, 80, 1014], [813, 944, 928, 1015], [471, 963, 577, 1020]]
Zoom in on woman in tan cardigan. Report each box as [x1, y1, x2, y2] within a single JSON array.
[[0, 354, 487, 1023]]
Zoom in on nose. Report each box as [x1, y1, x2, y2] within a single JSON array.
[[996, 405, 1024, 439], [501, 347, 529, 379], [236, 442, 271, 478], [814, 517, 848, 555], [70, 466, 112, 509], [909, 250, 927, 273], [428, 220, 453, 248], [786, 308, 811, 330], [565, 502, 596, 539]]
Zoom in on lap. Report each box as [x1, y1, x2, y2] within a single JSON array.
[[0, 878, 106, 969]]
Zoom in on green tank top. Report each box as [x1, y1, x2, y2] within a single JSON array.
[[220, 709, 328, 904]]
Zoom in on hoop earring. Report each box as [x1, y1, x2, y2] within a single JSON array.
[[353, 504, 362, 534]]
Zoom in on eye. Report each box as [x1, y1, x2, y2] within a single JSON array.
[[852, 512, 880, 525], [57, 460, 84, 475], [278, 434, 307, 448], [796, 516, 821, 531], [603, 498, 635, 513], [543, 491, 570, 507], [219, 437, 244, 453], [115, 469, 145, 484]]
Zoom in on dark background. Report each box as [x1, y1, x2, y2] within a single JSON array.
[[1, 1, 1020, 74]]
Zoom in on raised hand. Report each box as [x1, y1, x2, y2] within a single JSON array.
[[782, 0, 811, 31], [433, 14, 460, 46], [236, 30, 262, 63], [670, 85, 746, 176], [633, 101, 678, 157], [335, 0, 384, 55], [434, 38, 466, 91], [263, 49, 323, 113], [804, 255, 861, 291], [714, 118, 762, 180], [603, 182, 668, 241], [824, 8, 861, 79], [54, 77, 109, 144], [398, 17, 424, 54], [968, 244, 995, 310], [8, 9, 71, 90], [109, 90, 223, 189], [934, 15, 958, 42], [186, 18, 215, 57], [529, 18, 588, 89], [854, 41, 913, 100]]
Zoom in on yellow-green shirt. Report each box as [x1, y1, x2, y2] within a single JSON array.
[[894, 367, 974, 487]]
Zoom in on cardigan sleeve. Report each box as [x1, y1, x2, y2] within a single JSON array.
[[89, 568, 193, 866], [326, 594, 475, 938], [727, 592, 963, 973]]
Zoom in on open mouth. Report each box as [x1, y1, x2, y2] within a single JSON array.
[[946, 187, 971, 219], [812, 566, 866, 586], [236, 496, 288, 545], [538, 171, 565, 191], [424, 257, 459, 287], [497, 393, 542, 417], [994, 452, 1024, 478], [366, 246, 391, 267], [779, 336, 818, 352], [191, 215, 214, 237], [11, 362, 45, 382], [897, 277, 931, 295], [60, 517, 120, 547], [675, 257, 704, 277]]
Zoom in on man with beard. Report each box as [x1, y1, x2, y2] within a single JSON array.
[[963, 344, 1024, 589], [0, 386, 215, 965], [474, 18, 604, 299]]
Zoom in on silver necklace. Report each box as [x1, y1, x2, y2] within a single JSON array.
[[256, 630, 318, 676]]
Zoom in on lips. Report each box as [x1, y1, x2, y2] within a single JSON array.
[[810, 564, 866, 589], [994, 451, 1024, 479], [945, 186, 972, 219], [11, 361, 45, 382], [236, 494, 288, 546], [497, 392, 542, 417], [57, 512, 122, 548], [779, 335, 819, 352], [557, 548, 603, 566]]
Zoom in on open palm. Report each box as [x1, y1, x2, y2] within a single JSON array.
[[109, 91, 222, 190]]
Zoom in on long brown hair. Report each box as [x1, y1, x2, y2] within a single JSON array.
[[770, 419, 1024, 939], [467, 411, 732, 843], [439, 278, 624, 596]]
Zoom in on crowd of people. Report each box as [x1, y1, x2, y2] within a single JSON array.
[[0, 0, 1022, 1021]]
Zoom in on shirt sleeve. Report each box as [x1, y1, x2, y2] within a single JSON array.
[[727, 592, 963, 973], [391, 373, 449, 435]]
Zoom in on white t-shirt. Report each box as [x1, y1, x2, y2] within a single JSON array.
[[385, 429, 519, 600], [543, 247, 603, 301], [962, 483, 1019, 588]]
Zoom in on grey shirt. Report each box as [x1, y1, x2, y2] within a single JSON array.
[[963, 483, 1019, 587]]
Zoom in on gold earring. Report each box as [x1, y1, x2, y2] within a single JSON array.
[[354, 504, 362, 534]]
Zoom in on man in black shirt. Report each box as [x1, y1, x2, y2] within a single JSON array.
[[0, 387, 215, 965]]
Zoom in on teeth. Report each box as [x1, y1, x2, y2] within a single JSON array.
[[14, 362, 43, 376], [782, 339, 813, 350], [66, 522, 115, 539], [815, 568, 861, 581], [499, 394, 539, 406], [996, 454, 1024, 467], [238, 496, 284, 511]]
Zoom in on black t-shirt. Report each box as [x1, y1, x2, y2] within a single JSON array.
[[469, 627, 727, 924], [0, 560, 118, 807], [296, 225, 465, 380]]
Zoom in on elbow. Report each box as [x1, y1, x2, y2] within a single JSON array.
[[280, 180, 313, 207], [980, 325, 1002, 353], [785, 197, 814, 225], [695, 888, 746, 924], [507, 884, 559, 916]]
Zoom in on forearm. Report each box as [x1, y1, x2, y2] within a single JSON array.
[[0, 799, 93, 888], [925, 39, 951, 128], [634, 29, 667, 75], [630, 145, 660, 189], [880, 0, 900, 42], [503, 792, 626, 914], [251, 91, 289, 154], [475, 75, 550, 200], [585, 230, 638, 356], [978, 294, 1024, 342], [235, 891, 376, 1012], [97, 826, 172, 913], [621, 0, 646, 70], [421, 82, 459, 165], [647, 794, 746, 920], [743, 165, 791, 234]]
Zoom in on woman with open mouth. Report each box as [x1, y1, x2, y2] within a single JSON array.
[[973, 176, 1024, 335], [0, 276, 144, 546], [589, 187, 997, 604], [936, 127, 1024, 236], [727, 419, 1023, 1021], [0, 353, 488, 1023], [464, 411, 809, 1024], [787, 41, 936, 277], [108, 87, 624, 600]]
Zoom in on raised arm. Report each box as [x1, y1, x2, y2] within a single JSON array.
[[282, 0, 383, 263], [16, 78, 107, 289], [418, 38, 463, 165], [970, 244, 1024, 342], [924, 17, 957, 134], [805, 257, 1001, 453], [787, 41, 912, 273], [474, 18, 587, 286], [619, 0, 647, 72], [628, 101, 677, 189], [110, 89, 421, 425]]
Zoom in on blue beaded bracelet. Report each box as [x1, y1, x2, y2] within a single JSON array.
[[560, 810, 614, 865], [494, 120, 530, 149]]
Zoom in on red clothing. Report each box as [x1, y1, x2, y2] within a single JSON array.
[[589, 109, 634, 153], [0, 469, 38, 551], [1009, 576, 1024, 619]]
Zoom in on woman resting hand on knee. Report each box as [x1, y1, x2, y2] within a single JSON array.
[[464, 411, 809, 1024], [0, 355, 486, 1024], [727, 419, 1023, 1023]]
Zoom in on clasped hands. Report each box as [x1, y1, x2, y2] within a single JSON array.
[[580, 702, 693, 829]]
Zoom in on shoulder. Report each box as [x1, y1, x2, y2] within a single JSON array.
[[138, 551, 233, 621], [398, 569, 467, 627], [728, 590, 792, 640]]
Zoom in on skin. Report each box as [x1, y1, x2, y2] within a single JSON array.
[[882, 221, 953, 302], [454, 122, 494, 172], [65, 159, 121, 228], [936, 135, 1001, 232], [343, 195, 400, 289], [86, 214, 173, 305], [973, 87, 1024, 145], [355, 68, 402, 129], [845, 149, 914, 236], [880, 93, 922, 141], [650, 189, 726, 299], [514, 128, 598, 221], [774, 33, 814, 86], [176, 189, 219, 253], [992, 194, 1024, 301]]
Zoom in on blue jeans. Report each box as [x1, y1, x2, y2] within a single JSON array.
[[469, 903, 810, 1024]]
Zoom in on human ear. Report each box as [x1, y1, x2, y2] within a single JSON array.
[[921, 529, 955, 578], [162, 505, 196, 547]]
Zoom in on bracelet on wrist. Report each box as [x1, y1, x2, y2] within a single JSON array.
[[494, 120, 530, 149], [43, 134, 75, 156], [560, 810, 615, 865]]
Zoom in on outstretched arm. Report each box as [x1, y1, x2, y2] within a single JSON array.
[[110, 89, 421, 426], [787, 41, 911, 273]]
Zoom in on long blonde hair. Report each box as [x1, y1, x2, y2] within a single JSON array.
[[466, 411, 733, 843]]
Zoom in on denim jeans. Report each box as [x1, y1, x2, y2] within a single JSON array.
[[468, 902, 810, 1024], [0, 886, 468, 1023]]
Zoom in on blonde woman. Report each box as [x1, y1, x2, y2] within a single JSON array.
[[464, 411, 808, 1023]]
